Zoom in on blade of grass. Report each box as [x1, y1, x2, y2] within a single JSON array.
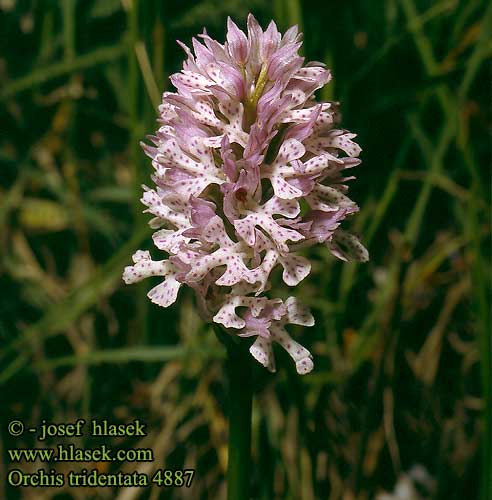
[[127, 0, 151, 349], [348, 99, 457, 372], [321, 49, 334, 102], [405, 106, 456, 244], [460, 142, 491, 500], [34, 345, 224, 370], [135, 41, 161, 108], [458, 2, 492, 100], [337, 138, 410, 307], [400, 0, 457, 116], [274, 0, 303, 34], [1, 43, 127, 100], [285, 0, 303, 34], [273, 0, 285, 28], [398, 170, 474, 202], [0, 169, 27, 230], [38, 5, 57, 62], [457, 55, 492, 470], [153, 17, 166, 91], [346, 0, 456, 91], [400, 0, 440, 76], [62, 0, 76, 61], [0, 224, 152, 385], [452, 0, 481, 41]]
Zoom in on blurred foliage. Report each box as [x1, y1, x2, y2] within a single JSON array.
[[0, 0, 490, 499]]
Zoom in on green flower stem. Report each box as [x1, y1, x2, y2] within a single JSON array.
[[244, 63, 269, 129], [214, 326, 253, 500], [227, 343, 253, 500]]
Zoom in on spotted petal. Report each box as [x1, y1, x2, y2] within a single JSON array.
[[327, 229, 369, 262]]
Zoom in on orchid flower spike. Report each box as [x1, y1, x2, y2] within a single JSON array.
[[123, 15, 368, 375]]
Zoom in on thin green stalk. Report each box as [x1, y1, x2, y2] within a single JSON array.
[[1, 44, 127, 100], [273, 0, 285, 26], [34, 345, 224, 370], [135, 41, 160, 108], [354, 246, 406, 492], [400, 17, 491, 493], [128, 0, 140, 212], [458, 2, 492, 100], [400, 0, 439, 76], [345, 0, 457, 93], [475, 213, 492, 500], [226, 341, 253, 500], [321, 49, 334, 102], [337, 138, 410, 307], [152, 15, 165, 90], [214, 326, 253, 500], [126, 0, 151, 347], [285, 0, 303, 34], [62, 0, 76, 61], [405, 106, 456, 244], [460, 144, 491, 500], [0, 224, 152, 384], [273, 0, 303, 33], [244, 64, 268, 127], [400, 0, 452, 112], [127, 0, 147, 225]]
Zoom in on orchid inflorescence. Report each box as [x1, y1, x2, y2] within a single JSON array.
[[123, 15, 368, 374]]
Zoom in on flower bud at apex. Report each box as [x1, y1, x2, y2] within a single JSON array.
[[123, 14, 368, 374]]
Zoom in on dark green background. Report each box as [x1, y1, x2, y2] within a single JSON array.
[[1, 1, 490, 499]]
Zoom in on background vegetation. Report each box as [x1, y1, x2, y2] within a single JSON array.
[[1, 0, 490, 499]]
